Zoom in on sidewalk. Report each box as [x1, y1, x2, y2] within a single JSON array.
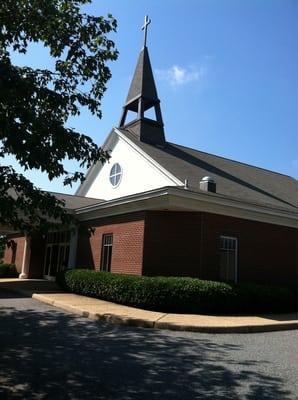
[[1, 278, 297, 333]]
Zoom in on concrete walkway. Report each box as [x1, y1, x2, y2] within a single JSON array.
[[0, 278, 297, 333]]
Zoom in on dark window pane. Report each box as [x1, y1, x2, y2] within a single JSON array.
[[64, 246, 70, 268], [49, 245, 59, 276], [57, 246, 65, 271], [44, 246, 51, 276], [219, 236, 237, 283], [101, 234, 113, 272]]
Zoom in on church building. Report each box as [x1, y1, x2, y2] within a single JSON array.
[[2, 18, 298, 289]]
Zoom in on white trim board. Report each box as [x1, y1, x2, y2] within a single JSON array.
[[74, 186, 298, 229], [76, 129, 183, 200]]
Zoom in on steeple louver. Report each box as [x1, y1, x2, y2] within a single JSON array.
[[118, 17, 166, 146]]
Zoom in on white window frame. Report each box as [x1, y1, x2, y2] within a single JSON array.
[[100, 233, 113, 272], [109, 163, 123, 188], [219, 235, 238, 283]]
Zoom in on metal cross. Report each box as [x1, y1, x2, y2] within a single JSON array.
[[142, 15, 151, 47]]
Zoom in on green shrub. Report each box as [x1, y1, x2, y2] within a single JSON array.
[[0, 264, 18, 278], [233, 282, 297, 313], [57, 270, 297, 314]]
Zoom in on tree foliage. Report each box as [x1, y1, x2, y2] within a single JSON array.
[[0, 0, 118, 234]]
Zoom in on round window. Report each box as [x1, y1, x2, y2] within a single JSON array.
[[109, 163, 122, 187]]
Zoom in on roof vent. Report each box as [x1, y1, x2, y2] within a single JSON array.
[[200, 176, 216, 193]]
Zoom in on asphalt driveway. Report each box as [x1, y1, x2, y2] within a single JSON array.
[[0, 289, 297, 399]]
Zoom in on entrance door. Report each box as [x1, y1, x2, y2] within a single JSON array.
[[43, 231, 70, 280]]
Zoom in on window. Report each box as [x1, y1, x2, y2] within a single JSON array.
[[109, 163, 122, 187], [101, 234, 113, 272], [219, 236, 238, 283]]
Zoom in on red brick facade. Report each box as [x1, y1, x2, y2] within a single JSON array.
[[143, 211, 202, 277], [200, 213, 298, 288], [3, 235, 25, 274], [2, 234, 46, 278], [3, 210, 297, 289], [77, 212, 146, 275], [142, 211, 297, 288], [77, 210, 297, 289]]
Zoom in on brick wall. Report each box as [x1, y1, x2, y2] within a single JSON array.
[[77, 212, 146, 275], [201, 213, 298, 288], [143, 211, 202, 277], [3, 235, 26, 274], [141, 210, 297, 288], [77, 210, 297, 288]]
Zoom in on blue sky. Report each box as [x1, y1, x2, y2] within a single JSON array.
[[4, 0, 297, 194]]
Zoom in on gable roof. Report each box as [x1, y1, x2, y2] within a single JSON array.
[[51, 192, 104, 210], [117, 128, 298, 213]]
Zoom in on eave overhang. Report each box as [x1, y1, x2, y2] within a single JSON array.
[[0, 224, 20, 236], [74, 186, 298, 229]]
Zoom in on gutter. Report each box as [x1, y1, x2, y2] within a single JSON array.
[[74, 186, 298, 228]]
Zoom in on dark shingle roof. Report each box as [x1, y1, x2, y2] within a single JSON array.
[[119, 129, 298, 213], [125, 46, 159, 109], [50, 192, 103, 210]]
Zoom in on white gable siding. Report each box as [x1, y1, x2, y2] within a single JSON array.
[[85, 136, 179, 200]]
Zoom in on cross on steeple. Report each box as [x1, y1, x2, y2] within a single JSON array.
[[142, 15, 151, 47]]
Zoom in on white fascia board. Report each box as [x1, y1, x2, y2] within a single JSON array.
[[75, 129, 117, 196], [114, 128, 183, 186], [75, 188, 171, 221], [76, 128, 182, 196], [167, 190, 298, 229], [74, 186, 298, 228]]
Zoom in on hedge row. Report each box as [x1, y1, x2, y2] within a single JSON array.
[[56, 269, 297, 314], [0, 264, 18, 278]]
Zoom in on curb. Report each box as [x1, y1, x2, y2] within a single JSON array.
[[154, 321, 298, 333], [32, 293, 298, 334], [33, 294, 157, 329]]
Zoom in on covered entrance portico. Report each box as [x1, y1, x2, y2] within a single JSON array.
[[0, 224, 31, 279], [1, 224, 78, 280]]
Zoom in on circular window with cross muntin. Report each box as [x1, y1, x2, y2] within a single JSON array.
[[109, 163, 122, 187]]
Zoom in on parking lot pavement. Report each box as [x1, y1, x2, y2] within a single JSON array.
[[0, 288, 297, 399]]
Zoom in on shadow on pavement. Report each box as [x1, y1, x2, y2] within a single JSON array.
[[0, 279, 63, 298], [0, 293, 294, 400]]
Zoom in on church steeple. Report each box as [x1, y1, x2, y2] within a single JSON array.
[[118, 16, 166, 146]]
